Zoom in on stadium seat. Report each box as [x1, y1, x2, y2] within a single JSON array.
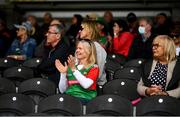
[[86, 94, 133, 116], [107, 54, 126, 65], [136, 95, 180, 116], [113, 66, 141, 81], [3, 66, 34, 86], [105, 54, 124, 81], [22, 58, 42, 77], [123, 58, 145, 68], [22, 58, 42, 69], [0, 77, 16, 95], [0, 93, 35, 116], [0, 58, 19, 76], [18, 78, 56, 104], [38, 94, 83, 116], [102, 79, 140, 102]]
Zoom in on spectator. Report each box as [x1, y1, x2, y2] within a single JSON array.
[[96, 18, 109, 50], [7, 21, 36, 60], [103, 11, 114, 37], [80, 20, 107, 86], [66, 14, 83, 51], [126, 12, 138, 38], [39, 12, 53, 42], [56, 39, 99, 104], [37, 24, 69, 86], [154, 13, 171, 35], [137, 35, 180, 98], [27, 15, 42, 45], [129, 17, 157, 59], [108, 19, 134, 58]]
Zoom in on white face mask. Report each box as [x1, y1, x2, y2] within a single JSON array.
[[138, 26, 145, 34]]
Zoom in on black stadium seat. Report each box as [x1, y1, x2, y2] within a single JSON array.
[[0, 93, 35, 116], [0, 58, 19, 76], [136, 95, 180, 116], [22, 58, 42, 77], [18, 78, 56, 104], [22, 58, 42, 69], [0, 77, 16, 95], [86, 94, 133, 116], [105, 54, 124, 81], [3, 66, 34, 86], [113, 67, 142, 81], [123, 58, 145, 68], [38, 94, 83, 116], [103, 79, 140, 102]]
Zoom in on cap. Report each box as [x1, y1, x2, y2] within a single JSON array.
[[14, 21, 32, 32], [86, 13, 98, 20]]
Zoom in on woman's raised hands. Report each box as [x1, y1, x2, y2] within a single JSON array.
[[55, 59, 68, 73]]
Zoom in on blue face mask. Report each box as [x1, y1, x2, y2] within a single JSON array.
[[138, 26, 145, 34]]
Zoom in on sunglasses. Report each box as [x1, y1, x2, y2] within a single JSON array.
[[77, 38, 93, 46], [79, 26, 84, 31], [152, 43, 163, 48]]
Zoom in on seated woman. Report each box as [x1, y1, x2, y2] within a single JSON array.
[[137, 35, 180, 98], [55, 39, 99, 104], [7, 21, 36, 60], [108, 19, 134, 58]]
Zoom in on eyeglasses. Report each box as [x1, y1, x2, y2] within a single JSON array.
[[79, 26, 84, 31], [17, 28, 25, 31], [46, 31, 58, 35], [152, 43, 163, 49]]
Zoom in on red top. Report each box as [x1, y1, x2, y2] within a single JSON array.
[[111, 32, 134, 57]]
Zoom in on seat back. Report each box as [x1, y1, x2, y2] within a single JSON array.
[[136, 95, 180, 116], [103, 79, 140, 101], [0, 93, 35, 116], [3, 66, 34, 86], [113, 67, 142, 81], [123, 58, 145, 68], [22, 58, 42, 69], [22, 58, 42, 77], [38, 94, 83, 116], [86, 94, 133, 116], [0, 58, 19, 76], [107, 54, 126, 65], [105, 54, 124, 81], [18, 78, 56, 104], [0, 78, 16, 95]]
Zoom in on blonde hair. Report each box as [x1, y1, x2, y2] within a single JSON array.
[[77, 39, 97, 67], [153, 35, 176, 62], [81, 20, 100, 41]]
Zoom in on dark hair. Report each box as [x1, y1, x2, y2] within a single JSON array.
[[126, 12, 137, 23], [74, 14, 83, 25], [114, 19, 129, 32], [157, 12, 167, 19]]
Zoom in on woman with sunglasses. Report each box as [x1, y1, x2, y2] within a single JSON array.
[[137, 35, 180, 98], [55, 39, 99, 104], [79, 20, 107, 86]]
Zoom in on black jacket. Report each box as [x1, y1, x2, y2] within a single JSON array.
[[38, 39, 69, 85]]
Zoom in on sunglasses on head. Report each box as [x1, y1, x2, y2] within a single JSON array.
[[77, 38, 93, 46]]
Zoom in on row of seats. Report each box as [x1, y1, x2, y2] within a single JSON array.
[[0, 57, 144, 105], [0, 93, 179, 116], [0, 77, 140, 103]]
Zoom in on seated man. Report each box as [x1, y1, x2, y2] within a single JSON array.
[[37, 24, 70, 86]]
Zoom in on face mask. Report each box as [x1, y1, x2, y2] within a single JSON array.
[[138, 26, 145, 34]]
